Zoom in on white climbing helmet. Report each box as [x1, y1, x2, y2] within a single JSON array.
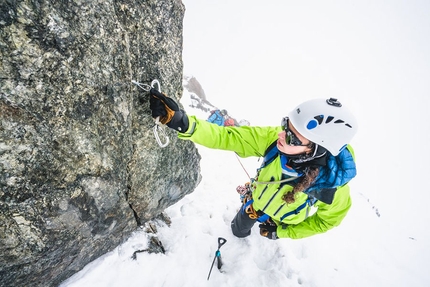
[[288, 98, 358, 156]]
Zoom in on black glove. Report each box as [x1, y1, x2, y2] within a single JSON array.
[[259, 223, 278, 240], [149, 88, 189, 132]]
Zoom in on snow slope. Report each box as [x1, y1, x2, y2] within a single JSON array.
[[60, 87, 429, 287]]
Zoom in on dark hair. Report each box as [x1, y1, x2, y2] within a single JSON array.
[[282, 167, 319, 204]]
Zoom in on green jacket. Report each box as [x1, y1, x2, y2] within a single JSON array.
[[178, 116, 354, 239]]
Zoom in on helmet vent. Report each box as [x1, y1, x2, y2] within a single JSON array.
[[314, 115, 324, 124], [334, 119, 353, 128], [312, 115, 353, 129], [325, 116, 334, 123]]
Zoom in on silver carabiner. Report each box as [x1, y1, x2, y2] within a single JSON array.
[[153, 117, 170, 148], [149, 79, 170, 148], [132, 78, 170, 148], [150, 79, 161, 91], [131, 79, 162, 92], [132, 80, 151, 91]]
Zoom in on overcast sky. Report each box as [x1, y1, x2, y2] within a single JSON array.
[[181, 0, 430, 241]]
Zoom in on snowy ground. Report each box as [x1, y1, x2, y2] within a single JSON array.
[[60, 91, 429, 287], [61, 1, 430, 285]]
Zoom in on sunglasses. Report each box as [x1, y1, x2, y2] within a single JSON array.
[[281, 117, 312, 147]]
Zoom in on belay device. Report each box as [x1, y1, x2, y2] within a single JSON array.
[[207, 237, 227, 280], [132, 79, 170, 148]]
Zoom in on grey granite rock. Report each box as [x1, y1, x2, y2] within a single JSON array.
[[0, 0, 200, 286]]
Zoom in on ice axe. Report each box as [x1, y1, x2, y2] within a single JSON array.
[[207, 237, 227, 280]]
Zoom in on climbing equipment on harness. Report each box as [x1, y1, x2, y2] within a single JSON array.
[[207, 237, 227, 280], [241, 195, 270, 223], [132, 79, 170, 148]]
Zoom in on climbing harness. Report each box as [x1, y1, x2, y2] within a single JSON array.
[[207, 237, 227, 280], [132, 79, 170, 148]]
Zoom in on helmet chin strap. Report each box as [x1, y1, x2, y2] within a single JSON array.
[[281, 144, 328, 171]]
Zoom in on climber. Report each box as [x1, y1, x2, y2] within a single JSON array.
[[206, 109, 227, 126], [148, 89, 358, 240], [223, 115, 235, 127]]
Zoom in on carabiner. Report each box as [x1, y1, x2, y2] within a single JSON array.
[[151, 79, 161, 91], [153, 117, 170, 148], [131, 79, 162, 92], [132, 78, 170, 148], [132, 80, 151, 91]]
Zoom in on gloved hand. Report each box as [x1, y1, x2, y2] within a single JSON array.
[[259, 223, 279, 240], [149, 88, 189, 132]]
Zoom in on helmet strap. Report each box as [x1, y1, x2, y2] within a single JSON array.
[[281, 144, 328, 171]]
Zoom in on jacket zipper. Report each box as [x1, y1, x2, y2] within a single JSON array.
[[257, 176, 274, 200], [262, 187, 280, 212]]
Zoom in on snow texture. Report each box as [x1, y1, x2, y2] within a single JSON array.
[[60, 89, 429, 287]]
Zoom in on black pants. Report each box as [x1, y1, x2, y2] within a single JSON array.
[[230, 205, 257, 238]]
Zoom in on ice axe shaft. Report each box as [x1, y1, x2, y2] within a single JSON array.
[[207, 237, 227, 280]]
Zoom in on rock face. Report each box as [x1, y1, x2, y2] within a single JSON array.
[[0, 1, 201, 286]]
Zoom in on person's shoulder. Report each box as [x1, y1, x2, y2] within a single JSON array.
[[345, 145, 355, 160]]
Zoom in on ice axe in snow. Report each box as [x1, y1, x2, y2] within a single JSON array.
[[207, 237, 227, 280]]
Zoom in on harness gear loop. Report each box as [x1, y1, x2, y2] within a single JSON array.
[[132, 79, 170, 148]]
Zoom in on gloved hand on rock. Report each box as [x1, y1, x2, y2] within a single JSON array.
[[149, 88, 189, 132]]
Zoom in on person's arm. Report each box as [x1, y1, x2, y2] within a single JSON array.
[[276, 185, 352, 239], [178, 115, 280, 158], [147, 89, 280, 157]]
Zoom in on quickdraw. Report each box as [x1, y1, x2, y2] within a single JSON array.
[[132, 79, 170, 148]]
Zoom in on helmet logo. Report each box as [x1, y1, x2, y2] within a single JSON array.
[[296, 108, 301, 114], [306, 120, 318, 130]]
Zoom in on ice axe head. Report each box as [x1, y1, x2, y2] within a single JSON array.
[[217, 237, 227, 250]]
